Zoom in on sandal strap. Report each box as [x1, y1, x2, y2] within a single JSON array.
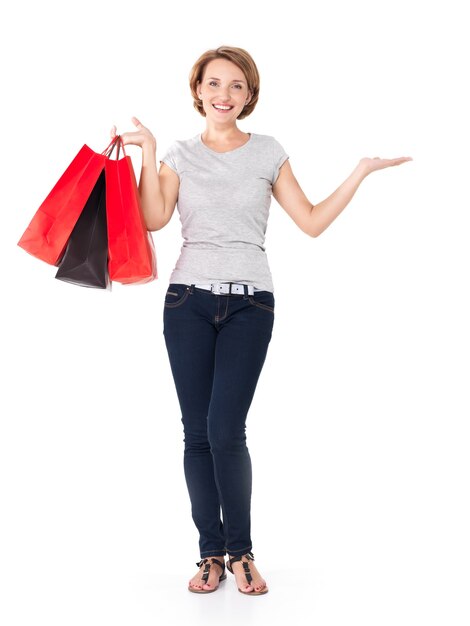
[[228, 550, 255, 566], [227, 551, 255, 584], [195, 557, 226, 583], [209, 558, 225, 571]]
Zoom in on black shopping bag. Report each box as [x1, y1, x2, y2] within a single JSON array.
[[55, 169, 111, 289]]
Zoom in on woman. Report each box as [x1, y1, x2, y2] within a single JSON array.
[[110, 46, 412, 596]]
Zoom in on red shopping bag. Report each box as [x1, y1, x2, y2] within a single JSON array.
[[105, 136, 157, 285], [17, 136, 120, 265]]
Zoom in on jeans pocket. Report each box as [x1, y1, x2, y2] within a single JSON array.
[[164, 283, 191, 308], [247, 291, 275, 313]]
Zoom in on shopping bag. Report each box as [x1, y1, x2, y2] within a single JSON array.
[[17, 135, 120, 265], [105, 136, 157, 285], [54, 169, 111, 289]]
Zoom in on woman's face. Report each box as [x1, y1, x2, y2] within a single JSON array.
[[197, 58, 251, 121]]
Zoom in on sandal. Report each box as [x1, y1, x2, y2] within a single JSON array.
[[188, 557, 227, 593], [226, 551, 269, 595]]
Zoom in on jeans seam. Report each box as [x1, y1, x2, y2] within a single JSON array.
[[164, 287, 190, 308], [200, 549, 227, 557], [247, 296, 274, 313], [226, 544, 253, 555]]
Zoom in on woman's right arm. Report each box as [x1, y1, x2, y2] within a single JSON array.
[[110, 117, 179, 232]]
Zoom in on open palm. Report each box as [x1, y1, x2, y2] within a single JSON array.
[[360, 155, 413, 175]]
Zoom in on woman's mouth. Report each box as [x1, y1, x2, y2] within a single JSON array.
[[212, 104, 234, 113]]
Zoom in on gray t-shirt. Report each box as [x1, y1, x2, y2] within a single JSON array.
[[159, 132, 289, 293]]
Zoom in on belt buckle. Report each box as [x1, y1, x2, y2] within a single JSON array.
[[210, 282, 224, 295]]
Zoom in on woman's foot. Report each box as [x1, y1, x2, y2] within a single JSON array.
[[228, 553, 268, 593], [188, 556, 226, 591]]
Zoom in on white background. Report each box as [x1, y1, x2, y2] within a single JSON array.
[[1, 0, 469, 624]]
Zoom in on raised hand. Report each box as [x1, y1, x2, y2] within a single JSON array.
[[359, 155, 413, 176], [110, 116, 156, 150]]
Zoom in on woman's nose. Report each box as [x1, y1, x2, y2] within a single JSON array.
[[216, 90, 231, 101]]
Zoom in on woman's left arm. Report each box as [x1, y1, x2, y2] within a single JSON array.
[[272, 155, 413, 238]]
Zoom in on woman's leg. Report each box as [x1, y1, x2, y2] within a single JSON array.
[[207, 293, 275, 557], [163, 285, 226, 558]]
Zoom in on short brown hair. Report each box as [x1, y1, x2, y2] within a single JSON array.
[[189, 46, 260, 120]]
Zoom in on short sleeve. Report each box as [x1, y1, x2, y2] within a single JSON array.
[[159, 143, 178, 175], [272, 137, 289, 185]]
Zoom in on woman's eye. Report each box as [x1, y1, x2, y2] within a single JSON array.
[[208, 81, 243, 89]]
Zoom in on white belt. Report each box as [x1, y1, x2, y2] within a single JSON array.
[[191, 282, 258, 295]]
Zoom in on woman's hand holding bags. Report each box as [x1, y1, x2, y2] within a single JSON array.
[[17, 133, 158, 289]]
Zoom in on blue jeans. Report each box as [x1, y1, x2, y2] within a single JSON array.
[[162, 283, 275, 558]]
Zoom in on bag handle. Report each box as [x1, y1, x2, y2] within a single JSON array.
[[101, 135, 128, 159], [106, 135, 128, 160], [116, 135, 127, 159], [102, 135, 120, 156]]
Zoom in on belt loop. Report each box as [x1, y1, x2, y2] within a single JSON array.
[[243, 284, 248, 299], [189, 284, 195, 294], [229, 283, 233, 295]]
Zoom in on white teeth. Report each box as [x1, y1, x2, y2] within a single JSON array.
[[213, 104, 232, 110]]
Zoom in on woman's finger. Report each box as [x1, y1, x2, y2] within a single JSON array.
[[132, 116, 143, 127]]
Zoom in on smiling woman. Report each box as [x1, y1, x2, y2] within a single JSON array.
[[110, 42, 412, 598], [189, 47, 260, 120]]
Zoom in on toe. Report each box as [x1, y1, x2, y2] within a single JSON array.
[[189, 580, 202, 589]]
